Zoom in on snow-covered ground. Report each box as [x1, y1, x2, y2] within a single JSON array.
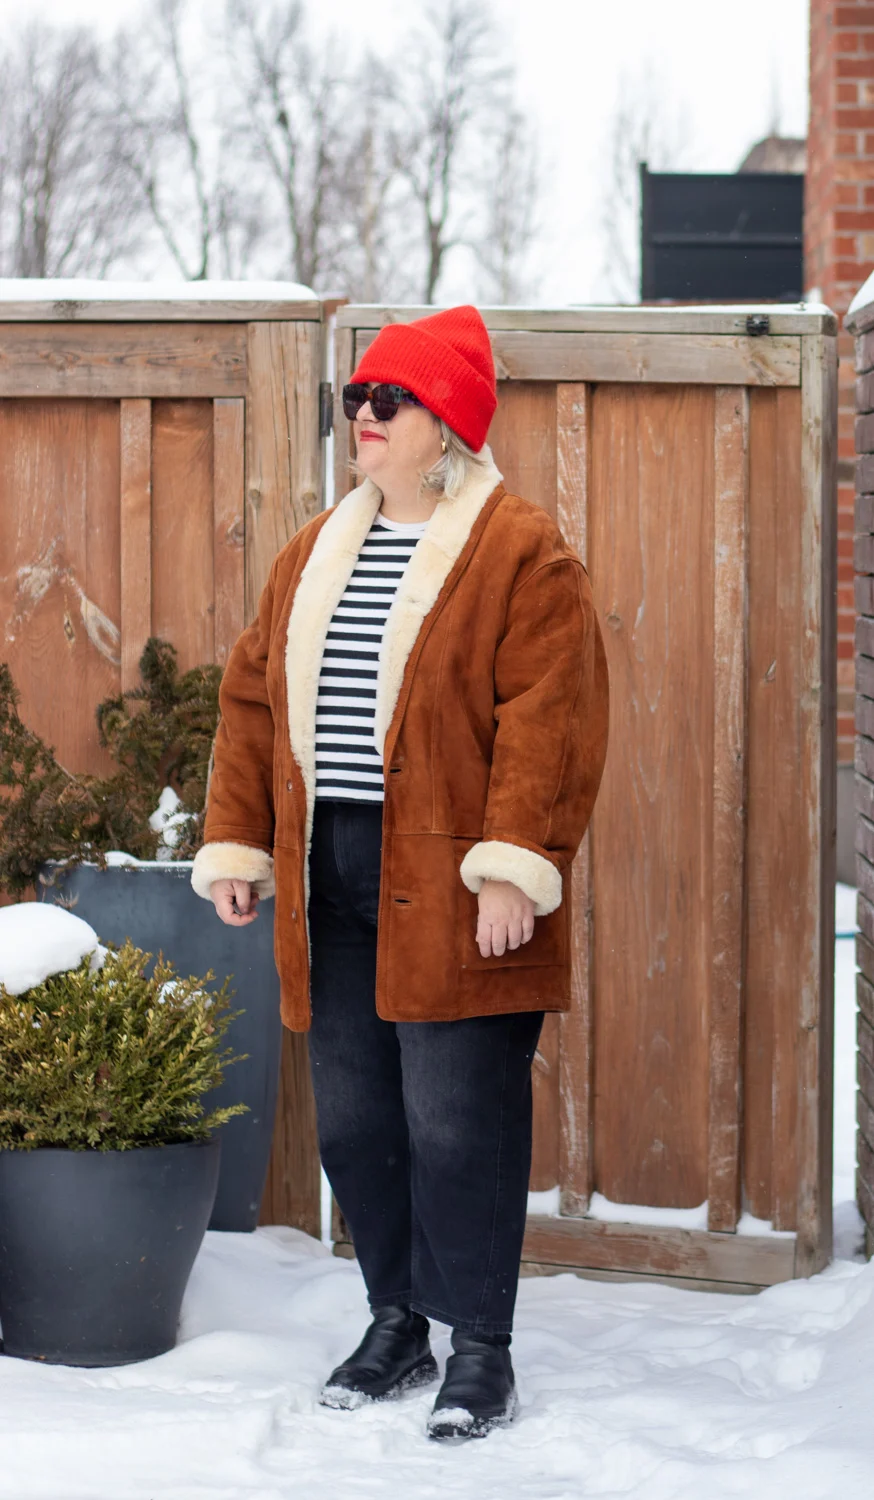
[[0, 884, 869, 1499]]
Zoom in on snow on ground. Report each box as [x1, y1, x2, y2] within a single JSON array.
[[0, 884, 869, 1499]]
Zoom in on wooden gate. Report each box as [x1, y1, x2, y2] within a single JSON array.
[[1, 293, 838, 1290], [334, 304, 838, 1291], [0, 282, 329, 1235]]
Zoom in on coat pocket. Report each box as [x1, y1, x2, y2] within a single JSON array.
[[452, 837, 569, 971]]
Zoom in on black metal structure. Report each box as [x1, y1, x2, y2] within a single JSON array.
[[640, 164, 804, 302]]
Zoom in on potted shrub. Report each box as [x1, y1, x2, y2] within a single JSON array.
[[0, 640, 282, 1232], [0, 902, 245, 1366]]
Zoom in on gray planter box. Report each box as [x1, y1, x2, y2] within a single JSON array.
[[37, 860, 281, 1233]]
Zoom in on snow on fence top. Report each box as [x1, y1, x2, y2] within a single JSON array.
[[0, 278, 323, 321]]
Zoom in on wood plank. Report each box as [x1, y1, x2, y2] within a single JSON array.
[[590, 385, 714, 1208], [492, 378, 561, 1190], [489, 382, 557, 517], [0, 399, 121, 778], [519, 1261, 772, 1295], [708, 388, 749, 1233], [82, 403, 123, 769], [530, 1015, 560, 1191], [331, 1242, 773, 1302], [354, 329, 801, 387], [151, 401, 215, 672], [339, 305, 835, 337], [556, 383, 594, 1215], [259, 1030, 321, 1238], [521, 1214, 796, 1285], [245, 321, 322, 619], [119, 399, 152, 693], [744, 387, 806, 1230], [332, 323, 355, 507], [245, 319, 323, 1235], [794, 333, 837, 1277], [212, 399, 246, 667], [0, 297, 322, 323], [0, 324, 246, 398]]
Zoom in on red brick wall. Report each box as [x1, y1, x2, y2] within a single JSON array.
[[806, 1, 874, 762]]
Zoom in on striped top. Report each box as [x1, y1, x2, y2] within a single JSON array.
[[314, 511, 428, 802]]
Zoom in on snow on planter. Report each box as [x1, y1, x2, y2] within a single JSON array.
[[0, 904, 106, 996]]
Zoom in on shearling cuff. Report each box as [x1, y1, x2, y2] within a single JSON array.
[[191, 841, 276, 901], [458, 840, 563, 916]]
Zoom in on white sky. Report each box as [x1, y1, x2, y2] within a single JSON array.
[[2, 0, 809, 302]]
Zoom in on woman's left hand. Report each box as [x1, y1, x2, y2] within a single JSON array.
[[475, 879, 536, 958]]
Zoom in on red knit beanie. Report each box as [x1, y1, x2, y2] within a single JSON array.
[[349, 304, 497, 452]]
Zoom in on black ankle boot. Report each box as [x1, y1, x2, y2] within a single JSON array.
[[319, 1303, 438, 1410], [426, 1330, 519, 1441]]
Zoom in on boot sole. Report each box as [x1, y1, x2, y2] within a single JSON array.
[[319, 1352, 439, 1410], [427, 1385, 520, 1442]]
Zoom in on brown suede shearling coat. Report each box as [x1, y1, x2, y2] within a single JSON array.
[[191, 449, 609, 1032]]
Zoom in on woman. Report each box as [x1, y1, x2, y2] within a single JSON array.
[[191, 304, 609, 1442]]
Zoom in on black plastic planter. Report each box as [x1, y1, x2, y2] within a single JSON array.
[[37, 861, 282, 1232], [0, 1139, 220, 1366]]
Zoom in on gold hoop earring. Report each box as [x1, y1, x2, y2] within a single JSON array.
[[440, 437, 447, 454]]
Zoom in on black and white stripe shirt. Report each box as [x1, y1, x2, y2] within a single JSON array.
[[314, 512, 428, 802]]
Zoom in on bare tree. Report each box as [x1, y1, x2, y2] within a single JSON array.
[[0, 22, 132, 278], [107, 0, 257, 280], [598, 68, 692, 304], [328, 51, 427, 304], [224, 0, 356, 289], [399, 0, 511, 303], [476, 105, 540, 304]]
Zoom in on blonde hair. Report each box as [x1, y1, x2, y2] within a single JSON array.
[[419, 420, 493, 502], [348, 414, 492, 503]]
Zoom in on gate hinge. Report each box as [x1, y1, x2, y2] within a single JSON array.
[[745, 314, 770, 337], [319, 382, 334, 438]]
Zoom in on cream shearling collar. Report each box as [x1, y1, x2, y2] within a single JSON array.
[[284, 447, 503, 955]]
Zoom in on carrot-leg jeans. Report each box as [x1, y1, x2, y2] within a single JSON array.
[[306, 796, 545, 1337]]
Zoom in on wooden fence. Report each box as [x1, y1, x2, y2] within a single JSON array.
[[0, 285, 328, 1235], [1, 292, 838, 1290], [334, 303, 838, 1291], [846, 290, 874, 1260]]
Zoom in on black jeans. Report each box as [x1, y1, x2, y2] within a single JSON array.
[[306, 797, 544, 1336]]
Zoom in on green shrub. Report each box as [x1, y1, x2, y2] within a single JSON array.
[[0, 940, 247, 1151], [0, 638, 221, 896]]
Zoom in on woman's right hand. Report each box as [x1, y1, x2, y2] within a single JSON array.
[[210, 879, 260, 926]]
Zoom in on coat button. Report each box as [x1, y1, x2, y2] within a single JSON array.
[[286, 779, 293, 791]]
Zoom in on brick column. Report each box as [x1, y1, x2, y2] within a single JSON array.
[[806, 1, 874, 874]]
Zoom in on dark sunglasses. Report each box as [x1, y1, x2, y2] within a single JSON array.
[[342, 382, 425, 422]]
